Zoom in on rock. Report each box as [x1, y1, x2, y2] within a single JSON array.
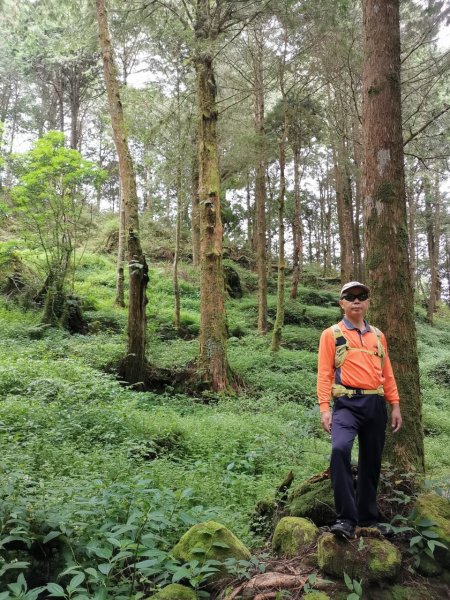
[[146, 584, 197, 599], [223, 264, 242, 299], [413, 492, 450, 568], [172, 521, 251, 582], [272, 517, 319, 558], [303, 593, 330, 600], [317, 532, 401, 582], [415, 553, 443, 577], [288, 477, 335, 526], [367, 584, 431, 600]]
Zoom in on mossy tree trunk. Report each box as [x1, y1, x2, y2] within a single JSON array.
[[115, 188, 125, 307], [362, 0, 424, 471], [96, 0, 148, 386], [351, 116, 363, 281], [253, 27, 268, 335], [194, 5, 229, 390], [191, 127, 201, 267]]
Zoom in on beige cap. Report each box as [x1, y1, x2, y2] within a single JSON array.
[[340, 281, 370, 297]]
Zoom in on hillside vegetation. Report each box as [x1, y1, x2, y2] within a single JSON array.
[[0, 245, 449, 598]]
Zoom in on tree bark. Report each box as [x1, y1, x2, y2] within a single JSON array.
[[351, 117, 363, 280], [194, 22, 229, 390], [425, 175, 441, 323], [96, 0, 148, 386], [362, 0, 424, 471], [115, 189, 125, 307], [253, 29, 268, 334], [271, 106, 287, 352], [191, 127, 201, 267], [290, 145, 303, 299], [333, 139, 354, 283]]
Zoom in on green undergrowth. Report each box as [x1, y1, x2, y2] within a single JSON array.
[[0, 248, 449, 597]]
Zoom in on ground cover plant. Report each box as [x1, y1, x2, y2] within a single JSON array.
[[0, 248, 449, 598]]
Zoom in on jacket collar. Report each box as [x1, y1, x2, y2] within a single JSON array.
[[342, 317, 370, 334]]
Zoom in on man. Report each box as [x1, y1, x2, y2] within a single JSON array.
[[317, 281, 402, 540]]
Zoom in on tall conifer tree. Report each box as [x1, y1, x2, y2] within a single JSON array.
[[362, 0, 424, 471]]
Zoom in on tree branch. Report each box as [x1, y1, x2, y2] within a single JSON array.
[[403, 105, 450, 146]]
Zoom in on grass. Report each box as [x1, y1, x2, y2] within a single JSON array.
[[0, 246, 449, 597]]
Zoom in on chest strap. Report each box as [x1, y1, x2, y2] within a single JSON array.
[[332, 323, 385, 369]]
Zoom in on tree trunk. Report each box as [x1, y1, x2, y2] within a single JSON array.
[[290, 145, 303, 299], [115, 190, 125, 307], [362, 0, 424, 471], [333, 139, 354, 283], [191, 127, 201, 267], [173, 67, 183, 331], [96, 0, 148, 386], [253, 29, 268, 334], [405, 167, 418, 291], [246, 174, 253, 247], [173, 180, 182, 330], [194, 41, 229, 390], [271, 109, 287, 352], [425, 175, 441, 324], [352, 117, 363, 280]]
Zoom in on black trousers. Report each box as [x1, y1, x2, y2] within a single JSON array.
[[330, 394, 387, 526]]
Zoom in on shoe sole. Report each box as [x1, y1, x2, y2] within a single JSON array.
[[330, 529, 356, 541]]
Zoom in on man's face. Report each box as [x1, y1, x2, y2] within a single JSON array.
[[339, 286, 370, 320]]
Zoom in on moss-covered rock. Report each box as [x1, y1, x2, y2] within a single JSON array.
[[272, 516, 319, 557], [415, 554, 443, 577], [147, 584, 197, 599], [303, 592, 330, 599], [317, 533, 401, 582], [172, 521, 251, 582], [414, 493, 450, 568], [288, 477, 335, 525], [367, 584, 435, 600]]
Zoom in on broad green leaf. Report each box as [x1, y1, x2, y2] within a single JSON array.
[[421, 530, 440, 539], [46, 582, 65, 597], [69, 573, 85, 589], [410, 535, 422, 547], [98, 563, 112, 575], [343, 572, 352, 590], [353, 579, 363, 595], [416, 519, 437, 528], [43, 531, 62, 544]]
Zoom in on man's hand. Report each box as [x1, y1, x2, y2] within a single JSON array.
[[321, 410, 332, 433], [391, 404, 402, 433]]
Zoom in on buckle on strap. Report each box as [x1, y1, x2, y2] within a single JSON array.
[[331, 384, 384, 398]]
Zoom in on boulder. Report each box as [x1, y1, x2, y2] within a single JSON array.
[[413, 492, 450, 568], [317, 532, 401, 582], [223, 264, 242, 299], [147, 584, 197, 599], [367, 584, 432, 600], [172, 521, 251, 582], [415, 553, 443, 577], [272, 517, 319, 558], [288, 477, 335, 526]]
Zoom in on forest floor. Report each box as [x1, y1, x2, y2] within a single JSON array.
[[0, 247, 449, 598]]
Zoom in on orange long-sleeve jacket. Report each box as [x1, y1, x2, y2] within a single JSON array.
[[317, 318, 400, 413]]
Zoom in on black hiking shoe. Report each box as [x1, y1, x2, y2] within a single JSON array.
[[330, 520, 356, 540], [370, 522, 395, 538]]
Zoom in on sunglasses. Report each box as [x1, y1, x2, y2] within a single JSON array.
[[341, 292, 369, 302]]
